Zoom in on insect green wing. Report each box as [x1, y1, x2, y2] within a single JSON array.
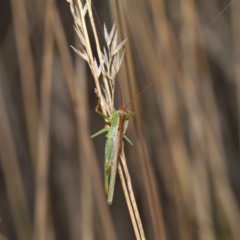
[[104, 118, 121, 203]]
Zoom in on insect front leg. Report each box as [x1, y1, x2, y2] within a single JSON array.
[[95, 100, 110, 121], [91, 101, 111, 138]]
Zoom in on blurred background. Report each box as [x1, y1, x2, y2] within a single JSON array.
[[0, 0, 239, 239]]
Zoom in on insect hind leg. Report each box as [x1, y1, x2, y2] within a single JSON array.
[[124, 135, 133, 146]]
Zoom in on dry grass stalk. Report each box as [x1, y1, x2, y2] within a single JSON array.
[[10, 0, 38, 170], [0, 68, 31, 240], [66, 0, 145, 239], [68, 0, 127, 114], [108, 0, 167, 239], [33, 0, 55, 239]]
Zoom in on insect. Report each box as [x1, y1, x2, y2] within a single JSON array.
[[91, 101, 134, 205]]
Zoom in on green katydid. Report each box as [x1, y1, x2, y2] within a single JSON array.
[[91, 101, 134, 205]]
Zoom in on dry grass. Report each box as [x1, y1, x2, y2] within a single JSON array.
[[0, 0, 239, 240]]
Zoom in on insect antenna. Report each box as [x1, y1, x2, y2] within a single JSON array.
[[123, 77, 157, 110], [91, 2, 107, 47], [116, 77, 123, 109]]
